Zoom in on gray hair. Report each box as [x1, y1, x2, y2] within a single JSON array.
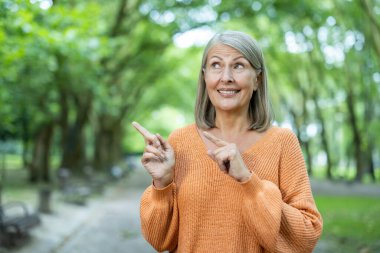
[[194, 30, 273, 132]]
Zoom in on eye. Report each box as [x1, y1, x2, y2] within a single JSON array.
[[210, 62, 221, 69], [233, 63, 245, 69]]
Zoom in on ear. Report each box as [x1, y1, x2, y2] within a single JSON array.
[[253, 72, 262, 90]]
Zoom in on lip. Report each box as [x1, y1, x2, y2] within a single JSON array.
[[217, 89, 240, 98]]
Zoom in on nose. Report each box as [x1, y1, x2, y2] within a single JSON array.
[[220, 66, 234, 83]]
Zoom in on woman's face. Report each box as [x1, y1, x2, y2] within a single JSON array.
[[204, 44, 259, 115]]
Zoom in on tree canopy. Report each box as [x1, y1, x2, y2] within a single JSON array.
[[0, 0, 379, 183]]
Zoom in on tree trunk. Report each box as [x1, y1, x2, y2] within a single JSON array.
[[288, 107, 313, 176], [362, 64, 376, 182], [58, 88, 69, 168], [0, 151, 5, 205], [346, 86, 366, 182], [304, 52, 334, 179], [60, 124, 87, 171], [60, 96, 91, 172], [93, 118, 123, 173], [29, 122, 54, 183], [367, 145, 376, 181], [300, 87, 313, 176], [56, 48, 92, 172], [21, 108, 30, 168], [311, 92, 333, 179]]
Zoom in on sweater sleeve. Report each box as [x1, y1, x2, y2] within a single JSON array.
[[240, 130, 323, 253], [140, 183, 179, 252]]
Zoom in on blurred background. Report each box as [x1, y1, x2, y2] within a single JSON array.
[[0, 0, 379, 252]]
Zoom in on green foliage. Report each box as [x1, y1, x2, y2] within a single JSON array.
[[0, 0, 106, 136], [0, 0, 379, 181], [125, 105, 194, 152], [315, 196, 380, 252]]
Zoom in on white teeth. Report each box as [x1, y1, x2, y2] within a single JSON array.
[[219, 90, 238, 94]]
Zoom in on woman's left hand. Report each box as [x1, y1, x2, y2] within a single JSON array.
[[203, 131, 252, 183]]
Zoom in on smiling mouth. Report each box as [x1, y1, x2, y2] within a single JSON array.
[[217, 90, 240, 95]]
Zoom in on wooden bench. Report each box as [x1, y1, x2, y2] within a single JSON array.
[[0, 201, 40, 247], [57, 168, 91, 206], [83, 166, 106, 194]]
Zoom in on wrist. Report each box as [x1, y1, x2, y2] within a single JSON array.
[[153, 173, 173, 189], [236, 170, 252, 183]]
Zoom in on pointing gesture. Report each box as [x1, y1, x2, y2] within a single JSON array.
[[203, 131, 252, 183], [132, 122, 175, 188], [203, 131, 229, 147], [132, 121, 162, 149]]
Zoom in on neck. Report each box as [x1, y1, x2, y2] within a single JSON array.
[[214, 110, 250, 139]]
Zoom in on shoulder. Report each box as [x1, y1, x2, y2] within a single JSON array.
[[269, 126, 299, 145], [272, 126, 296, 137], [268, 127, 303, 155]]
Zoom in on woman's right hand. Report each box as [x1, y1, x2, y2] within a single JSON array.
[[132, 122, 175, 188]]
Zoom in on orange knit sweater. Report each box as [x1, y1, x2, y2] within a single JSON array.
[[140, 124, 322, 253]]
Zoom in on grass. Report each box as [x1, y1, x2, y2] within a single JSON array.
[[1, 153, 60, 170], [312, 166, 380, 183], [1, 168, 40, 205], [315, 196, 380, 252], [1, 154, 23, 169]]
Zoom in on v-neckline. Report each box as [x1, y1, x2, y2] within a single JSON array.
[[194, 124, 277, 156]]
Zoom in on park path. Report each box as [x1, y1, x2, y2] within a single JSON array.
[[54, 187, 156, 253], [6, 162, 379, 253], [51, 168, 157, 253], [6, 167, 156, 253]]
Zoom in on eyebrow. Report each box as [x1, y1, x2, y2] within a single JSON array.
[[209, 55, 246, 61]]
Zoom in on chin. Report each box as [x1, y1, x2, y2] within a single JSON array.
[[215, 104, 242, 112]]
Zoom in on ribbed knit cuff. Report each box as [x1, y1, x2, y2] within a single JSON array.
[[151, 181, 175, 202]]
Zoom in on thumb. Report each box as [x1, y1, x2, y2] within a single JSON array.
[[156, 134, 171, 151], [207, 150, 216, 161]]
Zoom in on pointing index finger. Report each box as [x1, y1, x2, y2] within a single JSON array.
[[132, 122, 161, 148], [132, 121, 152, 139], [203, 131, 228, 147]]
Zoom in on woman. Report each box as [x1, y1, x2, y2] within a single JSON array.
[[132, 30, 322, 253]]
